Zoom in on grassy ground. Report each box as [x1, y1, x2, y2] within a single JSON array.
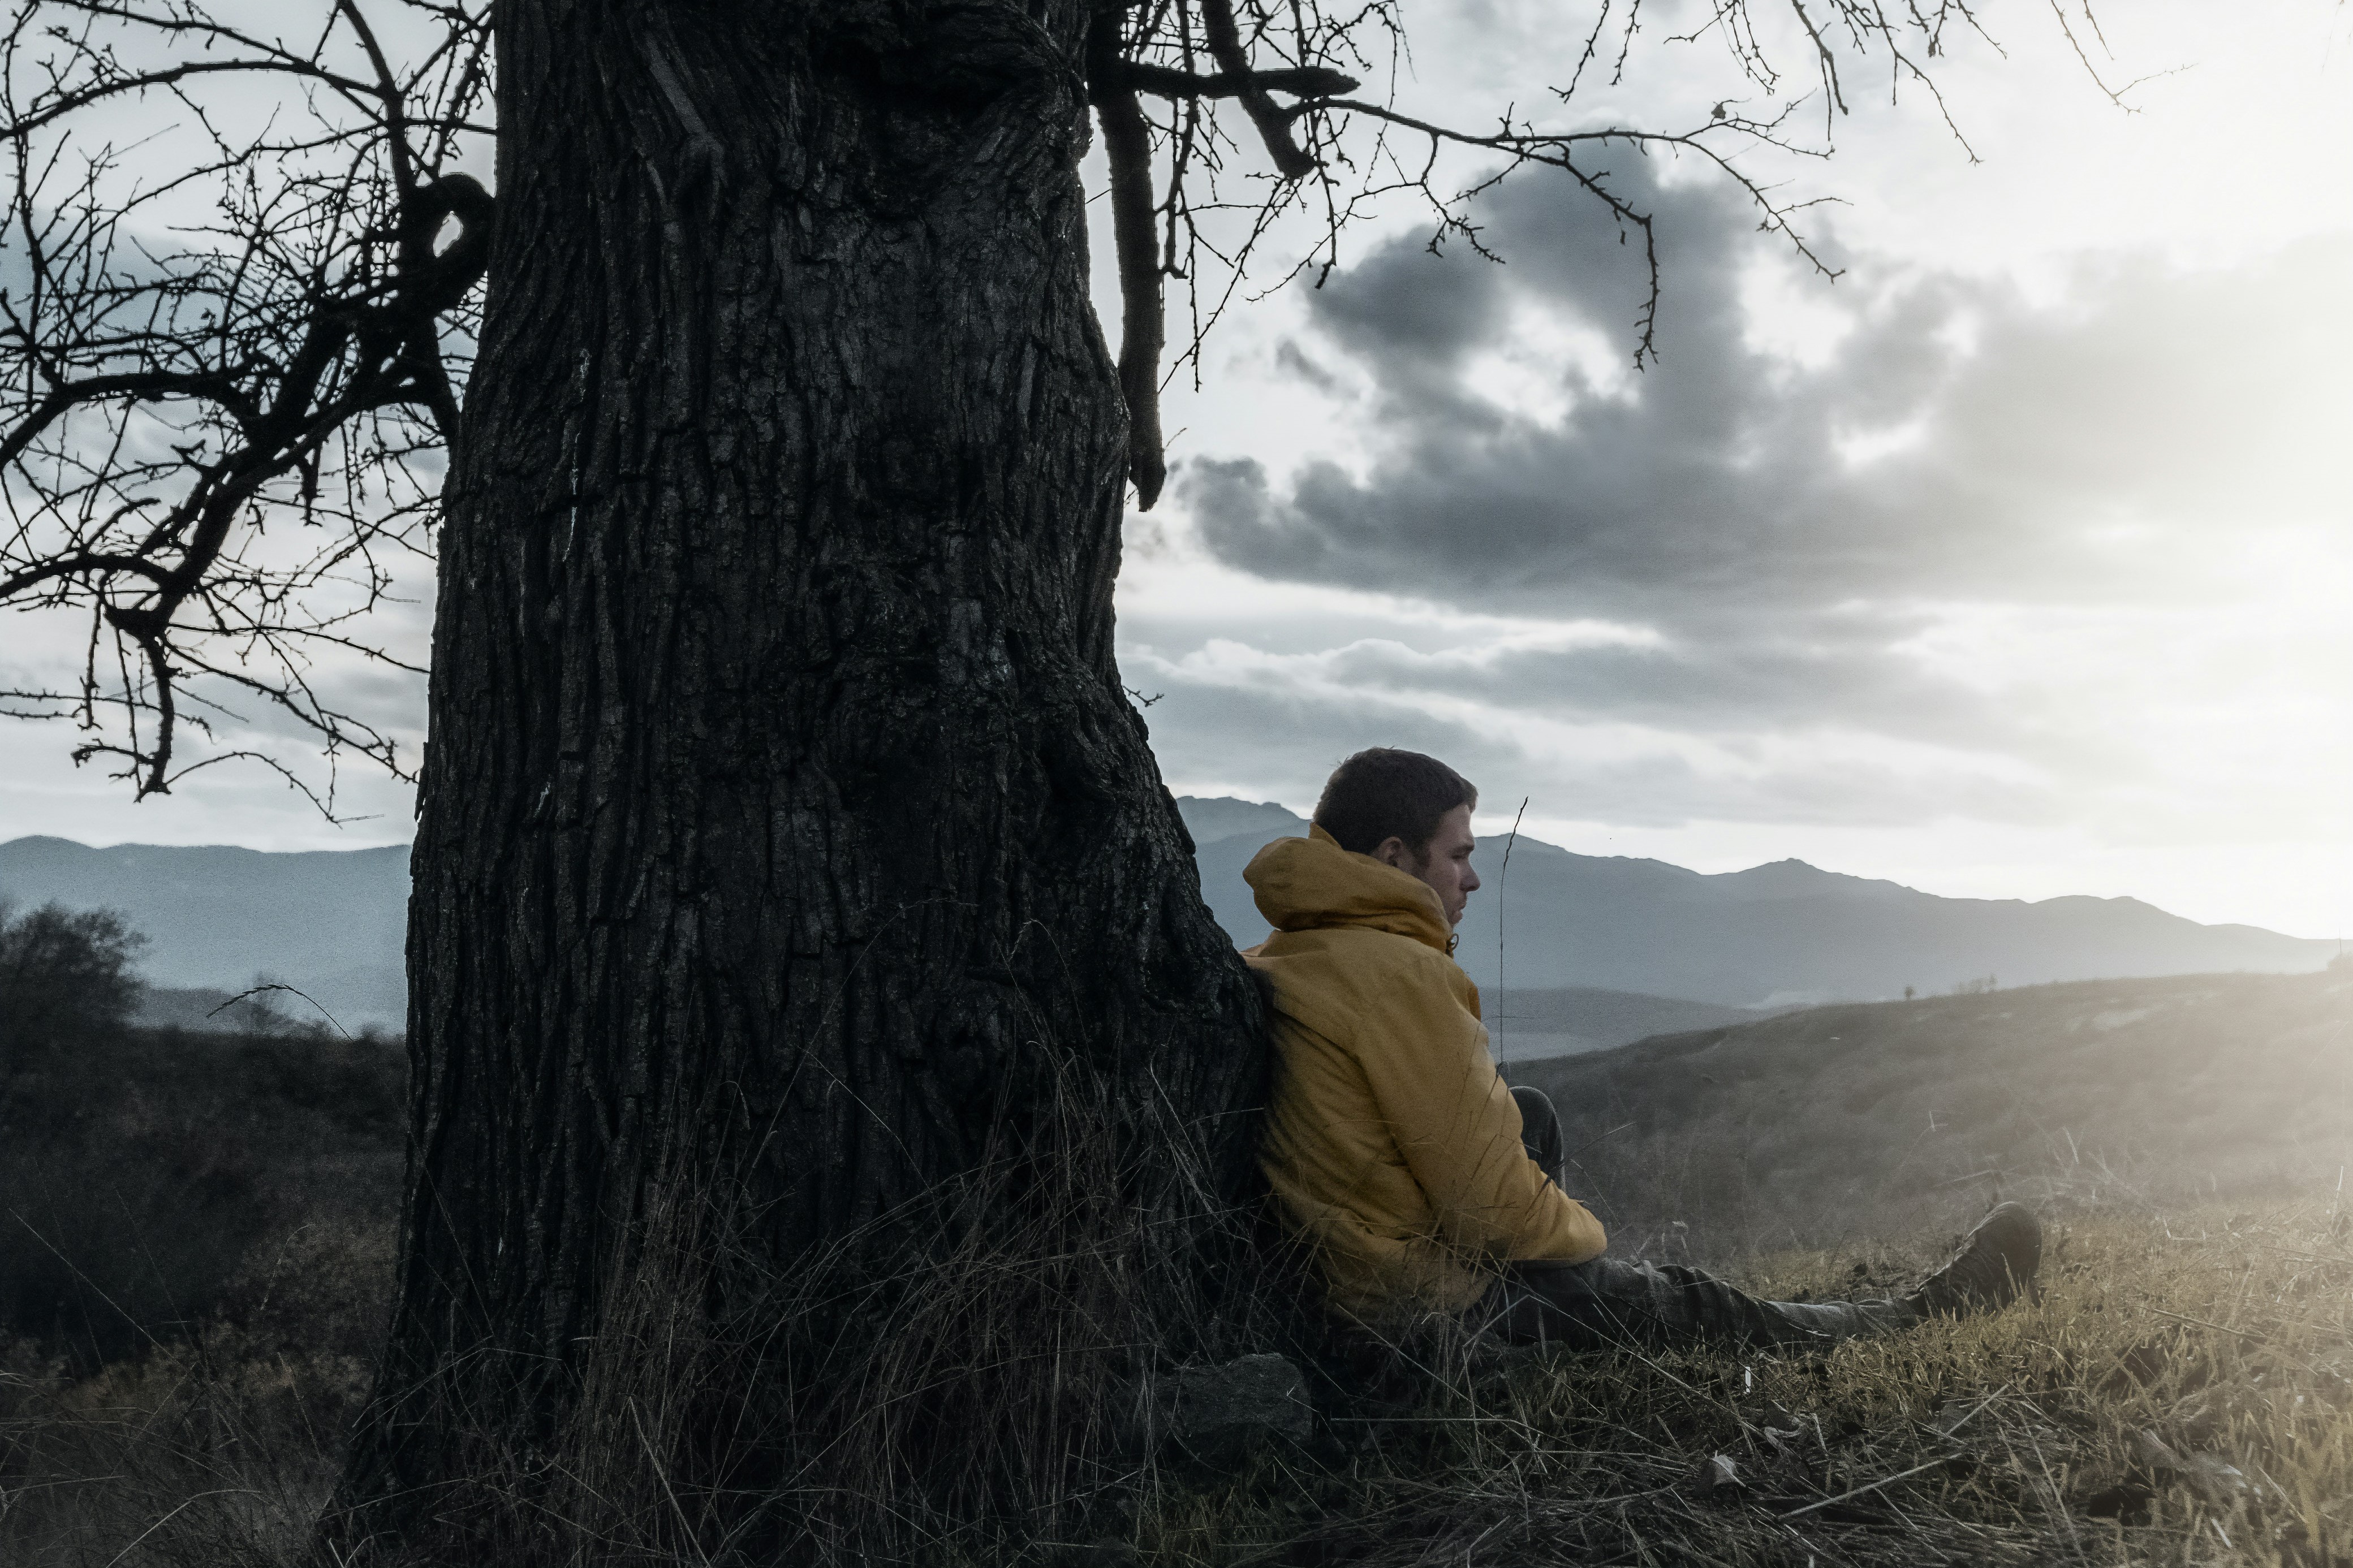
[[1, 1020, 398, 1565], [6, 974, 2350, 1564], [1, 1287, 380, 1565], [7, 1193, 2351, 1565], [1137, 1197, 2353, 1567], [1515, 968, 2353, 1259], [0, 1021, 403, 1372]]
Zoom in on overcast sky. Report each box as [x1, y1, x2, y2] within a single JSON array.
[[1120, 0, 2353, 937], [2, 1, 2348, 938]]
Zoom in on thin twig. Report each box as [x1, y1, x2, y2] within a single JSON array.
[[1781, 1456, 1947, 1519]]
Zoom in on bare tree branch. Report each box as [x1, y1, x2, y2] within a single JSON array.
[[2045, 0, 2178, 110], [1089, 11, 1171, 511], [1083, 0, 2060, 476], [1, 0, 2123, 806], [1106, 61, 1360, 102], [1197, 0, 1322, 178], [0, 0, 491, 804]]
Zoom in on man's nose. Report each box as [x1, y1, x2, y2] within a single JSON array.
[[1463, 866, 1481, 892]]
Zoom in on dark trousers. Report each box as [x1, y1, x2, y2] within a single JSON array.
[[1484, 1087, 1917, 1350]]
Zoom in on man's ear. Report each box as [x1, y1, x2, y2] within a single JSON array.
[[1371, 836, 1413, 871]]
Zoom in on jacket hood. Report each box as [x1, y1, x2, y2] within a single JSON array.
[[1244, 824, 1455, 953]]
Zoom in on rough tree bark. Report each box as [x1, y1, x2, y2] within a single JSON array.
[[333, 0, 1264, 1544]]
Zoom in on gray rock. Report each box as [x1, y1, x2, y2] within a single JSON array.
[[1691, 1453, 1745, 1495], [1162, 1353, 1313, 1462]]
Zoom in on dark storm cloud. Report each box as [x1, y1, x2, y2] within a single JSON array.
[[1187, 152, 2352, 625], [1288, 625, 1960, 739]]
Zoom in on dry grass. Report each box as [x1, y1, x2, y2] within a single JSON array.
[[1517, 967, 2353, 1260], [0, 1226, 386, 1567], [0, 1023, 403, 1371], [304, 1053, 1293, 1568], [14, 1187, 2353, 1566], [8, 975, 2353, 1565], [1136, 1196, 2353, 1566]]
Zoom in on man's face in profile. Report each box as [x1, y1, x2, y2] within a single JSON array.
[[1374, 803, 1482, 927]]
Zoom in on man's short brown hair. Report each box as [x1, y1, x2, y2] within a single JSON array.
[[1313, 749, 1479, 859]]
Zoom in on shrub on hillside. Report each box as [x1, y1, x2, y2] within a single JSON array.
[[0, 1020, 405, 1371], [1, 1109, 270, 1367], [0, 900, 143, 1073]]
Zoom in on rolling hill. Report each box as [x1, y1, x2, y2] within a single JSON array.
[[1507, 965, 2353, 1258]]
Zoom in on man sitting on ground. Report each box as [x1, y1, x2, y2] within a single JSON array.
[[1243, 746, 2041, 1348]]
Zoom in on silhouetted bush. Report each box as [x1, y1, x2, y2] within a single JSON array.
[[0, 900, 144, 1073], [1, 1115, 266, 1367]]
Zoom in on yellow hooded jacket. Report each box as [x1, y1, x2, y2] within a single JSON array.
[[1244, 826, 1608, 1321]]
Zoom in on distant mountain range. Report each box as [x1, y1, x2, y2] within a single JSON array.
[[0, 836, 410, 1032], [1175, 798, 2337, 1011], [3, 801, 2335, 1037]]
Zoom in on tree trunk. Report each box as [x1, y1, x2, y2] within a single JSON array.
[[332, 1, 1263, 1553]]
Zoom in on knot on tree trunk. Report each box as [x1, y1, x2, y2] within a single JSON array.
[[399, 174, 496, 322]]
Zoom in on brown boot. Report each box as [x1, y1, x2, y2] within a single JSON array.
[[1904, 1202, 2041, 1319]]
